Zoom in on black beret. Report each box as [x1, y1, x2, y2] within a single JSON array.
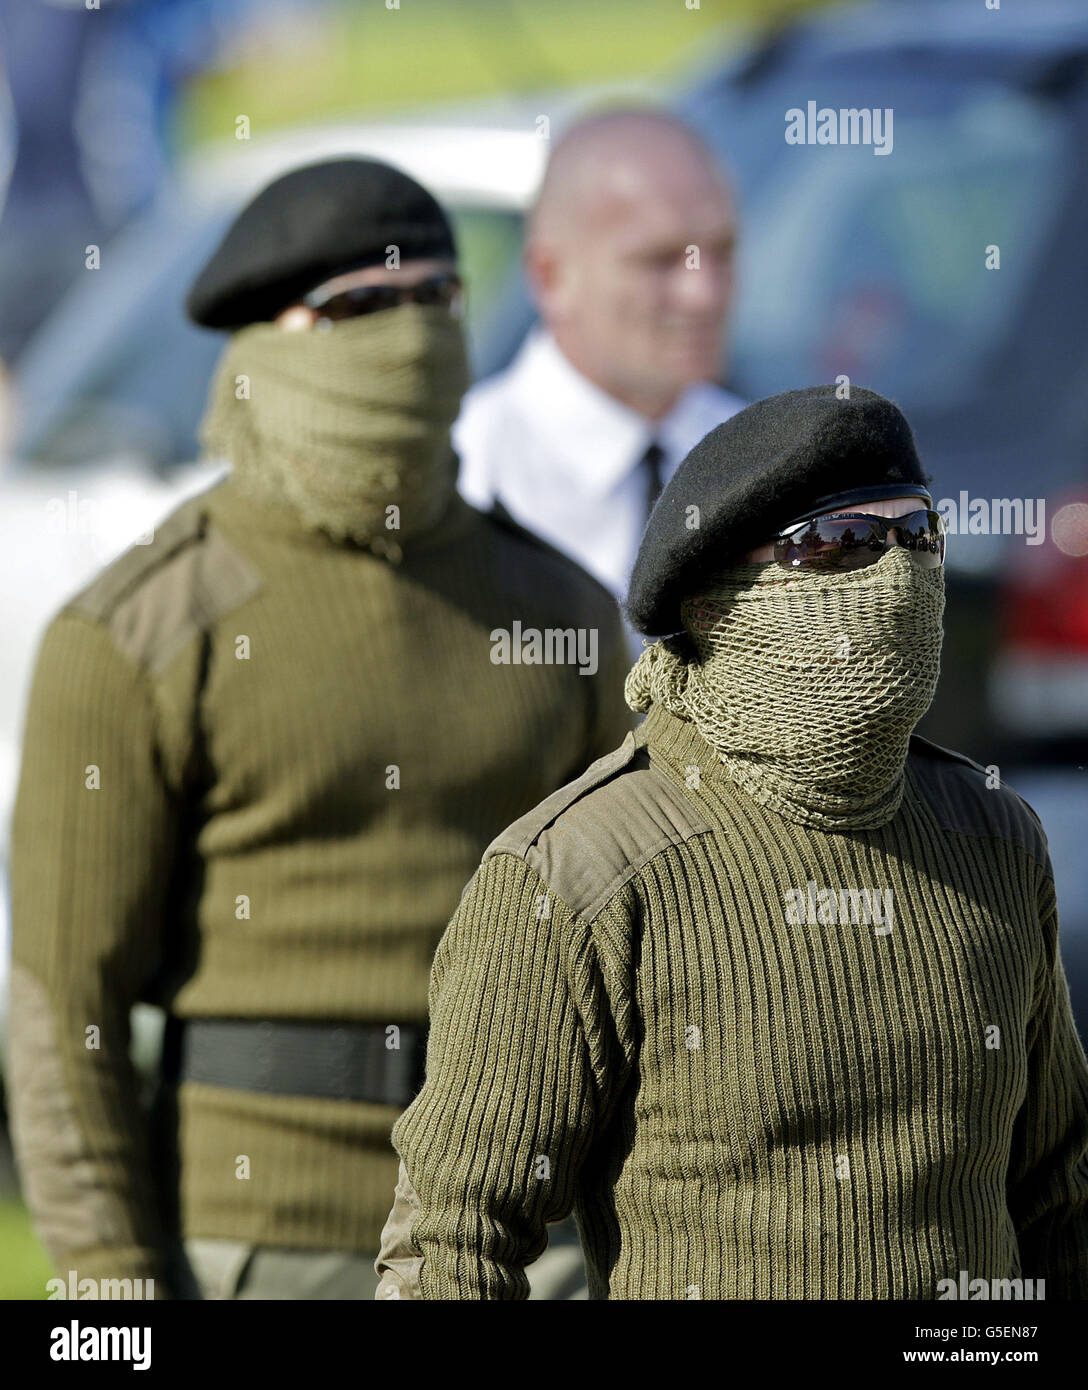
[[626, 385, 933, 636], [186, 157, 457, 329]]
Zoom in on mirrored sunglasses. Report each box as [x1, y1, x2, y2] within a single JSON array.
[[773, 509, 947, 572]]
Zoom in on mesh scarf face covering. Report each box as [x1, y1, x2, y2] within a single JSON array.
[[625, 545, 946, 831], [198, 300, 472, 556]]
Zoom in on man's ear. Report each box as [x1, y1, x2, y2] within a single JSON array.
[[525, 239, 571, 323]]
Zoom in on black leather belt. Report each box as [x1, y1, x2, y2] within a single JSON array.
[[160, 1016, 428, 1108]]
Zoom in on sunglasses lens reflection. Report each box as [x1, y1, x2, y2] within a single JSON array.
[[774, 511, 945, 572]]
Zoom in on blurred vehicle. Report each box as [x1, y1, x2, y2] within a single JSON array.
[[681, 0, 1088, 768]]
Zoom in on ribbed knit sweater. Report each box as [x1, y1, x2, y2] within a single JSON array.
[[377, 700, 1088, 1299], [6, 474, 634, 1293]]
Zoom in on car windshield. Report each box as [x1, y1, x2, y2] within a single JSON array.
[[728, 86, 1068, 408]]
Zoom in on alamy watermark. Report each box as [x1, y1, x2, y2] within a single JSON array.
[[490, 621, 599, 676], [784, 879, 894, 935], [49, 1321, 151, 1370], [785, 102, 893, 156], [936, 493, 1045, 543], [936, 1270, 1045, 1300], [47, 1270, 155, 1300], [44, 488, 155, 561]]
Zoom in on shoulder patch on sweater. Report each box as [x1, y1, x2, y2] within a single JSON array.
[[484, 730, 711, 920], [483, 733, 638, 861], [63, 486, 262, 676], [908, 733, 1049, 869]]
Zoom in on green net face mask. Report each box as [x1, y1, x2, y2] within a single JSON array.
[[198, 300, 472, 556], [625, 545, 946, 831]]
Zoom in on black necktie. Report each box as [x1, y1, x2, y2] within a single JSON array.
[[641, 439, 666, 528]]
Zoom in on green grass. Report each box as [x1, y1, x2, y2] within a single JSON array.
[[178, 0, 838, 147], [0, 1196, 53, 1301]]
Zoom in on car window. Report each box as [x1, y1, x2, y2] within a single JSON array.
[[728, 87, 1069, 407]]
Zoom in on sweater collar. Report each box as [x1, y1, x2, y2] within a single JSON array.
[[635, 700, 725, 782]]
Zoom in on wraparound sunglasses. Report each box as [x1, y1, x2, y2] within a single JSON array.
[[302, 271, 465, 322], [773, 509, 946, 572]]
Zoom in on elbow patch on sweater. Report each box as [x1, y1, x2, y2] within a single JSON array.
[[374, 1157, 425, 1300], [6, 963, 132, 1262]]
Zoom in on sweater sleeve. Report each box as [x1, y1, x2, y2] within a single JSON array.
[[5, 612, 179, 1296], [374, 851, 626, 1299], [1006, 864, 1088, 1296]]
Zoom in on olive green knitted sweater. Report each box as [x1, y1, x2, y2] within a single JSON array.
[[6, 474, 633, 1294], [378, 700, 1088, 1299]]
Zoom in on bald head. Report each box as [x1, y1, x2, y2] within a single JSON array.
[[531, 110, 728, 241], [526, 109, 737, 419]]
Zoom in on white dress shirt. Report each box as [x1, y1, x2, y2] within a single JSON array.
[[453, 327, 745, 658]]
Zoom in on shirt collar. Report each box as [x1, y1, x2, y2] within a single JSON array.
[[505, 326, 722, 501]]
